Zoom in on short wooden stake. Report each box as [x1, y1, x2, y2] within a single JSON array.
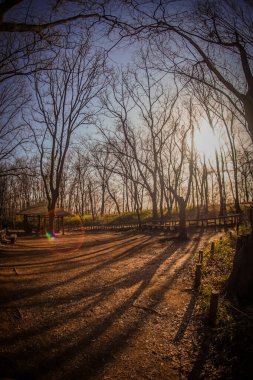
[[236, 220, 239, 235], [210, 241, 215, 257], [194, 263, 202, 289], [198, 250, 203, 263]]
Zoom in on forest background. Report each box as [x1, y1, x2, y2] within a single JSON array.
[[0, 0, 252, 234]]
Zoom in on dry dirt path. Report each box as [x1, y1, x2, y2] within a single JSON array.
[[0, 230, 220, 380]]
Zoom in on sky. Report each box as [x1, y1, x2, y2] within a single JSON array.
[[194, 120, 222, 161], [3, 0, 251, 162]]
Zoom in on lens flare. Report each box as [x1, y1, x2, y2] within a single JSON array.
[[46, 231, 56, 240]]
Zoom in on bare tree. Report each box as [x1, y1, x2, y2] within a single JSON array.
[[101, 50, 180, 219], [0, 78, 30, 177], [0, 0, 127, 83], [3, 1, 253, 143], [100, 56, 198, 238], [24, 39, 107, 234], [0, 0, 121, 34], [70, 148, 90, 217], [87, 142, 123, 215], [106, 1, 253, 141], [161, 100, 195, 239]]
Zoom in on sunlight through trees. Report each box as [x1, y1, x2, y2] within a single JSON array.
[[0, 0, 252, 234]]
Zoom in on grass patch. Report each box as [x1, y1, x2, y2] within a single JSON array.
[[195, 233, 235, 324]]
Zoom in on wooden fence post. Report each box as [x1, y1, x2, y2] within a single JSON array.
[[194, 263, 202, 289], [210, 241, 215, 257], [208, 291, 219, 326], [236, 216, 239, 235], [249, 206, 253, 232], [198, 250, 203, 263]]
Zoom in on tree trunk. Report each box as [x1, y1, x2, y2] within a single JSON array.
[[244, 97, 253, 143], [88, 183, 95, 221], [160, 188, 164, 222], [216, 152, 226, 216], [48, 200, 57, 236], [48, 209, 55, 236], [225, 96, 253, 305], [109, 191, 121, 215], [226, 233, 253, 304], [125, 179, 130, 213], [100, 184, 106, 216], [242, 174, 249, 203], [151, 192, 158, 220], [178, 196, 188, 240], [203, 165, 209, 215]]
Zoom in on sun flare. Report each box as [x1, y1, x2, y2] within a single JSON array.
[[194, 120, 221, 160]]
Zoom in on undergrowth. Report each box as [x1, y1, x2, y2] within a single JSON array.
[[195, 228, 253, 379]]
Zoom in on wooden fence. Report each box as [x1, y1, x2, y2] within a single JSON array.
[[79, 214, 241, 232]]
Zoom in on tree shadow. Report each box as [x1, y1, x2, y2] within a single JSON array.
[[0, 231, 207, 380], [0, 234, 154, 304]]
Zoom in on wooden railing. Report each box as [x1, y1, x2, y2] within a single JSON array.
[[79, 214, 241, 232], [0, 228, 17, 244]]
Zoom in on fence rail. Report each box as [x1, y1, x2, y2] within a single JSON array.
[[79, 214, 241, 232]]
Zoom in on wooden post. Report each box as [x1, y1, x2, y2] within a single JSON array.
[[198, 250, 203, 263], [210, 241, 215, 257], [37, 215, 41, 235], [235, 235, 243, 253], [194, 263, 202, 289], [208, 291, 219, 326], [236, 216, 239, 235], [249, 206, 253, 232], [224, 216, 227, 231]]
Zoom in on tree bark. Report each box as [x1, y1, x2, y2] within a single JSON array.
[[226, 233, 253, 304], [48, 207, 56, 237], [178, 196, 188, 240], [48, 195, 57, 236], [244, 96, 253, 143]]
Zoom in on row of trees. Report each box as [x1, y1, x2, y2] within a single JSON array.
[[0, 0, 253, 238], [1, 128, 252, 216], [1, 74, 252, 238]]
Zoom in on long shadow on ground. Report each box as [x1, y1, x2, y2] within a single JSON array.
[[0, 232, 206, 380]]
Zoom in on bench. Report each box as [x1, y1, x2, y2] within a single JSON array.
[[0, 229, 17, 244]]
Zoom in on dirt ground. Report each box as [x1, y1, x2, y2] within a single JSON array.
[[0, 230, 222, 380]]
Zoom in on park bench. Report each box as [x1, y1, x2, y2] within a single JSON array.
[[0, 229, 17, 245]]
